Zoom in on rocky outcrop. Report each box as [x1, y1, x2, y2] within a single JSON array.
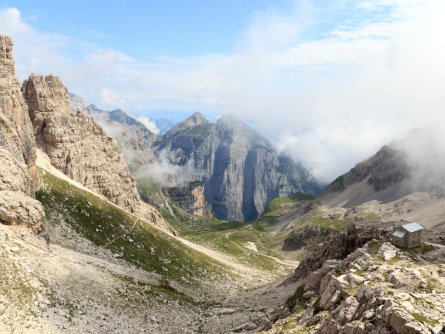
[[22, 74, 170, 232], [282, 225, 334, 251], [293, 224, 382, 280], [153, 112, 320, 222], [0, 34, 45, 233], [320, 128, 445, 209], [321, 145, 410, 209], [162, 181, 209, 217], [268, 242, 445, 333]]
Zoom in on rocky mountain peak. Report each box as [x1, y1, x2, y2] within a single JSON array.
[[22, 73, 170, 232], [188, 111, 209, 125], [80, 103, 158, 171], [0, 34, 14, 76], [216, 113, 270, 147], [153, 112, 320, 221], [168, 111, 209, 133], [216, 113, 239, 124]]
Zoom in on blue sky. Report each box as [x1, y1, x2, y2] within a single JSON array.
[[0, 0, 444, 181], [2, 0, 294, 57]]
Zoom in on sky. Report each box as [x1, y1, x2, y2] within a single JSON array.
[[0, 0, 444, 182]]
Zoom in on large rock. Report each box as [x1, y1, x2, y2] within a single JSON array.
[[268, 240, 445, 334], [0, 34, 45, 232], [153, 112, 320, 222], [22, 74, 170, 232], [294, 224, 380, 280]]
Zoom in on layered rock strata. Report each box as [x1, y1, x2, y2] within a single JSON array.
[[0, 34, 45, 232], [154, 112, 320, 222], [162, 181, 208, 217], [22, 74, 169, 232]]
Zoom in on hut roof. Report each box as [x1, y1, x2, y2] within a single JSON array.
[[392, 230, 406, 238], [402, 222, 423, 233]]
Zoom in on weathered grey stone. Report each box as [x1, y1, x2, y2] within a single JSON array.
[[153, 112, 320, 222]]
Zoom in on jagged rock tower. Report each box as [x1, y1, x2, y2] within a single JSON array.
[[0, 34, 45, 232], [22, 74, 171, 232]]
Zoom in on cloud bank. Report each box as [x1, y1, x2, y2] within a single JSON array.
[[1, 1, 445, 182]]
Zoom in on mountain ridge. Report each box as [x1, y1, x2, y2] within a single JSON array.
[[153, 112, 321, 222], [73, 102, 321, 222]]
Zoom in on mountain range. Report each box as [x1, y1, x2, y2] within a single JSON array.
[[74, 99, 321, 222], [1, 32, 445, 333]]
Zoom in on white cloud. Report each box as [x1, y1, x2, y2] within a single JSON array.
[[1, 1, 445, 182], [0, 7, 33, 34], [100, 88, 125, 108], [136, 116, 160, 134]]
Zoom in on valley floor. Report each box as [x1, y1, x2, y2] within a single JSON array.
[[0, 215, 298, 334]]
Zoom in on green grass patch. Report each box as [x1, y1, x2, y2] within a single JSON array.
[[412, 312, 439, 326], [409, 243, 437, 254], [160, 206, 290, 273], [302, 204, 346, 232], [354, 269, 365, 276], [135, 177, 161, 202], [367, 241, 381, 255], [37, 169, 229, 285], [263, 192, 315, 218], [282, 319, 296, 331]]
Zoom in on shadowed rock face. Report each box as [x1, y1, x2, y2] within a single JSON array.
[[0, 34, 45, 232], [154, 112, 320, 222], [22, 74, 170, 232], [321, 127, 445, 209], [320, 144, 412, 208], [162, 181, 208, 217], [323, 145, 408, 195]]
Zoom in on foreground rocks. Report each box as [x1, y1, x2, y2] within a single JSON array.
[[266, 241, 445, 333], [0, 34, 45, 232], [293, 224, 382, 280]]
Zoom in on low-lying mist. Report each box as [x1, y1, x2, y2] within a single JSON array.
[[393, 126, 445, 195]]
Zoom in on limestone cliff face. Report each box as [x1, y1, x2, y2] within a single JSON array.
[[0, 34, 45, 232], [162, 181, 208, 217], [153, 112, 320, 222], [22, 74, 170, 232]]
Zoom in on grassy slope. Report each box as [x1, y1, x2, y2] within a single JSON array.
[[134, 176, 288, 273], [160, 206, 287, 273], [263, 192, 315, 218], [156, 189, 345, 271], [37, 169, 230, 286], [134, 176, 345, 275], [135, 177, 161, 203]]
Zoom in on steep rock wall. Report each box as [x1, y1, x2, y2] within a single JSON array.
[[154, 113, 320, 222], [22, 74, 170, 232], [0, 34, 45, 232]]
